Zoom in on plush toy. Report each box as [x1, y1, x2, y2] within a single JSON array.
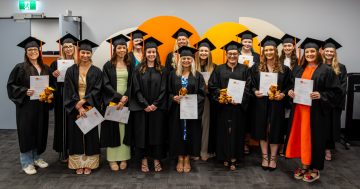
[[268, 84, 281, 100], [179, 87, 188, 96], [243, 60, 250, 67], [39, 87, 55, 103], [218, 88, 233, 104], [109, 102, 117, 107]]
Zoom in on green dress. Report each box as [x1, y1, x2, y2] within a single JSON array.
[[106, 68, 131, 161]]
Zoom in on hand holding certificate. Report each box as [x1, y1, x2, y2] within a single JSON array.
[[227, 79, 246, 104], [238, 55, 254, 67], [180, 94, 198, 119], [57, 60, 74, 82], [75, 107, 104, 134], [293, 78, 314, 106], [259, 72, 278, 96], [104, 106, 130, 124], [30, 75, 49, 100]]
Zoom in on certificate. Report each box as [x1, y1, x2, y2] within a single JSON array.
[[259, 72, 278, 96], [238, 55, 254, 67], [200, 72, 210, 85], [104, 106, 130, 124], [75, 107, 104, 135], [180, 94, 198, 119], [57, 60, 74, 82], [30, 75, 49, 100], [293, 78, 314, 106], [227, 79, 246, 104]]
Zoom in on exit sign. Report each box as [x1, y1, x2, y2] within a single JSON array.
[[19, 0, 37, 11]]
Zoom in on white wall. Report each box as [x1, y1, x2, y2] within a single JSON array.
[[0, 0, 359, 72], [31, 19, 59, 51]]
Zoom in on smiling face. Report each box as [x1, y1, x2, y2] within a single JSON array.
[[26, 47, 39, 61], [115, 44, 127, 58], [283, 43, 294, 56], [146, 48, 157, 62], [198, 46, 210, 61], [323, 47, 335, 61], [304, 48, 318, 63], [226, 50, 239, 64], [62, 42, 75, 57], [132, 38, 143, 49], [79, 50, 92, 62], [177, 36, 188, 48], [264, 46, 276, 60], [181, 56, 192, 69], [242, 39, 253, 51]]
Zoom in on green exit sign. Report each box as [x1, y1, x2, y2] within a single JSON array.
[[19, 0, 37, 11]]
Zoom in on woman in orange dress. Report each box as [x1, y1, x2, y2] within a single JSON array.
[[286, 38, 341, 182]]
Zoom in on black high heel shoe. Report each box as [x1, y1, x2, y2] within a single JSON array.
[[268, 155, 277, 171], [261, 154, 269, 171]]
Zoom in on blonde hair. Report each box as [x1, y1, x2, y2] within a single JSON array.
[[60, 43, 78, 63], [322, 49, 341, 75], [259, 46, 283, 73], [195, 50, 214, 73], [176, 56, 196, 77], [171, 38, 190, 70]]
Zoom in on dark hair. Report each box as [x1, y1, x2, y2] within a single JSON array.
[[110, 44, 130, 67], [139, 50, 162, 74], [23, 50, 45, 75], [279, 48, 297, 70], [300, 50, 323, 68]]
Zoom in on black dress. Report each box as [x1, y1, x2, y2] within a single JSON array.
[[63, 64, 102, 156], [167, 70, 205, 157], [249, 64, 292, 144], [286, 63, 342, 170], [7, 62, 53, 155], [130, 66, 167, 159], [100, 61, 133, 148], [208, 63, 251, 161]]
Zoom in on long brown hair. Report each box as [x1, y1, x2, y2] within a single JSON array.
[[259, 46, 283, 73], [195, 51, 214, 73], [321, 49, 341, 75], [110, 45, 130, 67], [300, 50, 323, 68], [279, 48, 297, 70], [139, 51, 162, 74], [23, 50, 45, 75]]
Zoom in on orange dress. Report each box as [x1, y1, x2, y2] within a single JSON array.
[[285, 65, 317, 166]]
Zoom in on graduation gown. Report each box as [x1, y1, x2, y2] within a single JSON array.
[[49, 60, 68, 154], [128, 52, 141, 71], [208, 63, 251, 161], [64, 64, 102, 156], [7, 62, 53, 154], [286, 63, 342, 170], [167, 70, 205, 157], [129, 67, 167, 149], [249, 65, 292, 143], [100, 61, 133, 148], [164, 52, 177, 76]]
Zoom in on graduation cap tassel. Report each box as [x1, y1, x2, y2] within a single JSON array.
[[223, 50, 225, 64], [77, 41, 80, 63], [110, 39, 113, 58], [129, 33, 133, 52], [298, 48, 301, 65], [40, 41, 43, 58], [58, 39, 62, 57]]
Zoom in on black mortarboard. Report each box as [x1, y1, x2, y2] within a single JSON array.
[[177, 46, 198, 57], [281, 33, 301, 45], [17, 36, 45, 50], [194, 38, 216, 51], [78, 39, 99, 51], [323, 38, 342, 49], [144, 37, 163, 50], [56, 33, 79, 45], [126, 29, 147, 39], [221, 41, 243, 52], [237, 30, 258, 40], [259, 35, 282, 47], [106, 34, 129, 47], [172, 28, 193, 39], [300, 38, 324, 50]]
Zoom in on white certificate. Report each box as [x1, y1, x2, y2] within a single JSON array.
[[227, 79, 246, 104], [259, 72, 278, 96], [180, 94, 198, 119], [30, 75, 49, 100], [200, 72, 210, 85], [57, 60, 74, 82], [238, 55, 254, 67], [104, 106, 130, 124], [294, 78, 314, 106], [75, 107, 104, 135]]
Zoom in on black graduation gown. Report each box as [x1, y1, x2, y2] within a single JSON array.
[[167, 70, 205, 157], [129, 67, 167, 149], [7, 62, 53, 154], [128, 52, 141, 71], [249, 65, 292, 143], [49, 60, 68, 154], [64, 64, 102, 156], [164, 52, 177, 76], [286, 63, 342, 170], [208, 63, 251, 161], [100, 61, 133, 148]]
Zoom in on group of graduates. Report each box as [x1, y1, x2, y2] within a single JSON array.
[[7, 27, 347, 183]]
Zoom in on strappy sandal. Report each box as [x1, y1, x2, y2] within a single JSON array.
[[84, 168, 92, 175], [76, 168, 84, 175], [294, 168, 307, 180], [229, 161, 236, 171], [141, 159, 149, 173], [183, 158, 191, 173], [119, 161, 127, 170], [154, 160, 162, 172], [303, 170, 320, 182], [176, 158, 184, 173], [261, 154, 269, 170], [269, 155, 277, 171], [109, 161, 119, 171]]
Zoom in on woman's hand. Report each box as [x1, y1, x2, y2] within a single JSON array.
[[310, 91, 321, 100], [288, 90, 295, 99], [52, 70, 60, 78], [116, 102, 124, 110], [120, 96, 128, 104], [255, 90, 263, 98], [149, 104, 157, 111], [26, 89, 35, 97], [144, 106, 152, 112], [75, 99, 86, 110], [78, 107, 87, 118], [173, 95, 181, 104], [275, 93, 285, 101]]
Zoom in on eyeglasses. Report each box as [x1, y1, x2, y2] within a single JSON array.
[[63, 45, 74, 49], [27, 48, 39, 52]]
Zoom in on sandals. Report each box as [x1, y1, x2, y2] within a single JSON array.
[[223, 161, 229, 167], [294, 168, 307, 180], [76, 168, 84, 175], [84, 168, 92, 175], [229, 161, 236, 171], [154, 160, 162, 172], [269, 155, 277, 171], [119, 161, 127, 170], [141, 159, 149, 173], [176, 158, 184, 173], [261, 154, 269, 170], [303, 170, 320, 183], [183, 158, 191, 173], [109, 161, 119, 171]]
